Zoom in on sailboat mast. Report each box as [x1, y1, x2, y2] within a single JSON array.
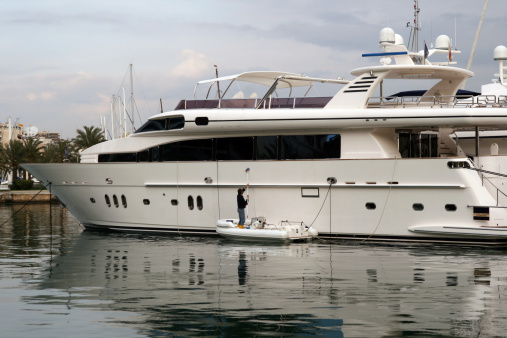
[[130, 64, 135, 134], [462, 0, 489, 89]]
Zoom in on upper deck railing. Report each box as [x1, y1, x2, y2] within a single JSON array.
[[367, 95, 507, 108], [174, 95, 507, 110], [174, 97, 333, 110]]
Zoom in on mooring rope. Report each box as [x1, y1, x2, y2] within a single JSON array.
[[0, 181, 52, 229]]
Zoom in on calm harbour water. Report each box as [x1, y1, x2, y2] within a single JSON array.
[[1, 204, 507, 337]]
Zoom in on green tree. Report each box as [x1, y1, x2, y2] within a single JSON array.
[[23, 137, 43, 163], [73, 126, 105, 151], [42, 140, 76, 163], [0, 140, 25, 181]]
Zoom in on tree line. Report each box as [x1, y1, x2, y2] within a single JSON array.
[[0, 126, 105, 183]]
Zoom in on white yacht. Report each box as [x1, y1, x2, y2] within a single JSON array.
[[23, 28, 507, 244]]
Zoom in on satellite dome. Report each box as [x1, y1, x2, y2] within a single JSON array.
[[394, 34, 404, 45], [435, 35, 451, 50], [379, 27, 395, 45], [494, 45, 507, 61]]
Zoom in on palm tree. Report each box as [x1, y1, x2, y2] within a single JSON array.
[[42, 140, 76, 163], [73, 126, 105, 151], [23, 137, 43, 163], [0, 140, 25, 182]]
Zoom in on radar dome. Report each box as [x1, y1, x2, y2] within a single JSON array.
[[494, 45, 507, 61], [435, 35, 451, 50], [379, 27, 395, 45], [394, 34, 404, 45]]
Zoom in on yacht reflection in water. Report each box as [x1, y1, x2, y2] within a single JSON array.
[[31, 231, 506, 336]]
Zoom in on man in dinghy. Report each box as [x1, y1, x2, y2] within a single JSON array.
[[237, 185, 249, 228]]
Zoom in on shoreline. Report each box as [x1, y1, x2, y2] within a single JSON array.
[[0, 190, 58, 203]]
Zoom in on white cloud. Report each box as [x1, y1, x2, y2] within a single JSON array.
[[26, 92, 55, 101], [170, 49, 212, 79]]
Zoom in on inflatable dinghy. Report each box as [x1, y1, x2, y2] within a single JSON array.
[[216, 218, 318, 243]]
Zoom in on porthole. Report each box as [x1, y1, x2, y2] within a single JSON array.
[[121, 195, 127, 208], [105, 195, 111, 207], [113, 195, 119, 208], [90, 197, 96, 203], [365, 202, 376, 210], [188, 196, 194, 210], [413, 203, 424, 211], [143, 199, 150, 205], [445, 204, 457, 212], [197, 195, 203, 210], [171, 199, 178, 206]]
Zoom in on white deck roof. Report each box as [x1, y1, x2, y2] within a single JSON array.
[[196, 71, 349, 89]]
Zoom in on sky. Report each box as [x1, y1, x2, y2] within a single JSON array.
[[1, 0, 506, 139]]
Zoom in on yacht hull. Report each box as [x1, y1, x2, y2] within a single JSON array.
[[22, 157, 507, 245]]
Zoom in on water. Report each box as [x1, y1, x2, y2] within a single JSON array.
[[1, 205, 507, 337]]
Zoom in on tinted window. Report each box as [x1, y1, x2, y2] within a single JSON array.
[[315, 134, 341, 159], [217, 137, 254, 161], [98, 153, 137, 162], [138, 150, 149, 162], [256, 136, 278, 160], [167, 116, 185, 130], [135, 119, 165, 133], [162, 139, 213, 161], [281, 136, 313, 159]]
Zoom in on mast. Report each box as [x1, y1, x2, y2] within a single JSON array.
[[123, 87, 127, 137], [462, 0, 489, 89], [413, 0, 420, 53], [111, 95, 116, 140], [130, 64, 135, 134]]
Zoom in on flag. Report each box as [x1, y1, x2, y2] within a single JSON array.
[[448, 43, 452, 62], [424, 42, 429, 62]]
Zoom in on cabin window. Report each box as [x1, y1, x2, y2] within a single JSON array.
[[135, 119, 165, 133], [445, 204, 457, 211], [151, 146, 161, 162], [281, 135, 340, 160], [188, 196, 194, 210], [143, 199, 150, 205], [196, 196, 203, 210], [413, 203, 424, 211], [90, 197, 96, 203], [162, 139, 213, 161], [138, 150, 149, 162], [366, 202, 376, 210], [113, 195, 119, 208], [121, 195, 127, 208], [399, 132, 438, 158], [256, 136, 278, 160], [98, 153, 137, 162], [98, 134, 341, 163], [216, 137, 254, 161], [105, 195, 111, 207], [171, 199, 178, 206], [166, 116, 185, 130]]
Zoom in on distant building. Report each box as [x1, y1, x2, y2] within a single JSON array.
[[0, 123, 61, 147], [36, 131, 62, 145], [0, 123, 23, 147]]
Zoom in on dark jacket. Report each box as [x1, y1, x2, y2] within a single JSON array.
[[237, 191, 248, 209]]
